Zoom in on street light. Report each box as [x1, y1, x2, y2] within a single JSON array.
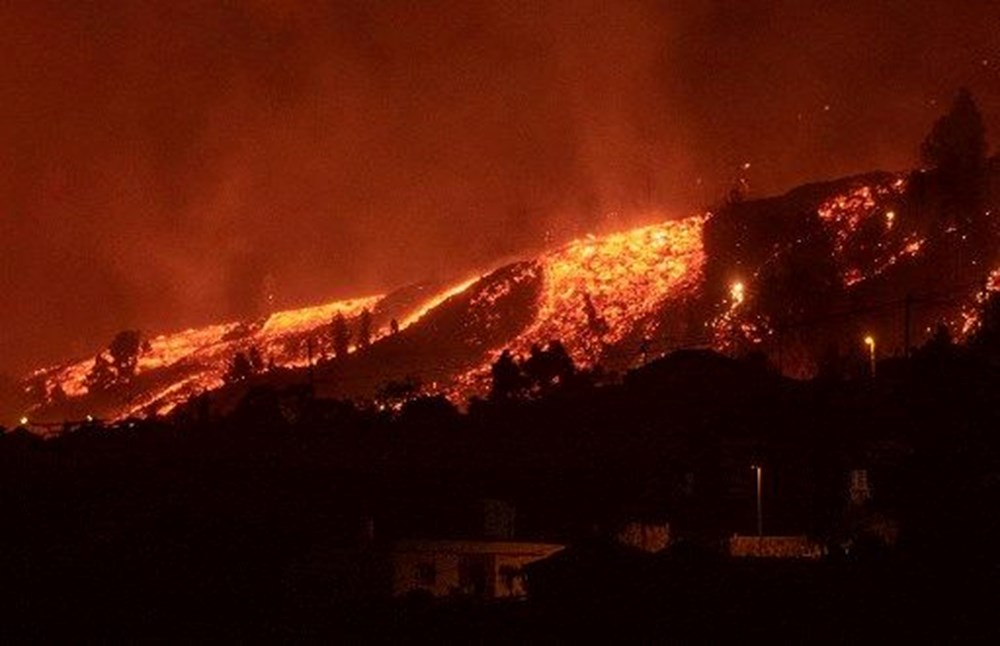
[[864, 335, 876, 378], [751, 464, 763, 537]]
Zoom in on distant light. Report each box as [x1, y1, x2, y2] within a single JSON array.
[[742, 162, 751, 170], [730, 281, 745, 306], [864, 336, 876, 377], [19, 416, 28, 426], [86, 414, 94, 423]]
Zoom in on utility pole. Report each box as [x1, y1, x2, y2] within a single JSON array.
[[904, 293, 913, 357], [753, 465, 763, 537], [776, 325, 784, 374], [864, 336, 876, 378]]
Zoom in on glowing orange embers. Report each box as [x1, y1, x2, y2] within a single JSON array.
[[959, 267, 1000, 338], [988, 267, 1000, 293], [708, 278, 772, 352], [817, 177, 924, 286], [818, 184, 881, 253]]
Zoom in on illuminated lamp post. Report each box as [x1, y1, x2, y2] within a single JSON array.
[[751, 464, 763, 537], [864, 335, 876, 378]]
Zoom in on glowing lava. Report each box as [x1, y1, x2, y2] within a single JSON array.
[[19, 170, 999, 424], [512, 216, 705, 362], [442, 215, 707, 399], [28, 285, 480, 420], [816, 178, 925, 287]]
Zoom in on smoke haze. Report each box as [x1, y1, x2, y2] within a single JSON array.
[[1, 0, 998, 374]]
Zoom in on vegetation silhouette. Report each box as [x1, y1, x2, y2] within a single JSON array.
[[331, 312, 351, 360]]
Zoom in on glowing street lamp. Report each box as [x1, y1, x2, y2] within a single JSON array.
[[730, 280, 745, 306], [751, 464, 763, 537], [18, 416, 28, 426], [864, 335, 876, 378]]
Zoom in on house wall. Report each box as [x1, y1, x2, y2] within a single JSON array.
[[391, 540, 563, 598], [728, 535, 825, 559], [393, 551, 463, 597]]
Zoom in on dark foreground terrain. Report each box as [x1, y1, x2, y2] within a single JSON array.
[[4, 319, 1000, 641]]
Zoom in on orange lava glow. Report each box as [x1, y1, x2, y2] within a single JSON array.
[[707, 277, 772, 352], [816, 177, 923, 287], [23, 172, 996, 421], [397, 277, 479, 330], [510, 216, 706, 362], [959, 267, 1000, 338], [445, 215, 707, 398], [32, 290, 470, 419]]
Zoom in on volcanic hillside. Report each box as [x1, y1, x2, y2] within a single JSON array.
[[9, 161, 1000, 426]]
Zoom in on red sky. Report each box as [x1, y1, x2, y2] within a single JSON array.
[[1, 0, 998, 375]]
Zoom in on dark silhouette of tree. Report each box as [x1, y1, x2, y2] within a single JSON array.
[[224, 346, 267, 384], [490, 349, 526, 400], [48, 382, 68, 406], [390, 318, 400, 335], [582, 293, 609, 339], [914, 322, 958, 366], [971, 291, 1000, 362], [85, 330, 144, 393], [248, 345, 266, 373], [357, 308, 372, 350], [546, 340, 575, 371], [376, 376, 421, 410], [85, 353, 116, 393], [399, 394, 460, 428], [331, 313, 351, 359], [921, 88, 990, 246], [109, 330, 142, 381], [224, 352, 254, 384], [524, 341, 576, 394], [921, 88, 987, 178]]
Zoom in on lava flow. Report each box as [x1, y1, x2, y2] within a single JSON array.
[[815, 178, 924, 287], [442, 215, 707, 399], [17, 168, 1000, 424], [506, 216, 706, 365]]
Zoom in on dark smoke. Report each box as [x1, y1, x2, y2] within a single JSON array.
[[1, 0, 997, 375]]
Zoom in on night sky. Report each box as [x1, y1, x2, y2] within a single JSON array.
[[2, 0, 998, 376]]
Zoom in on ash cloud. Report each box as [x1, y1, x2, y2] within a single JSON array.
[[1, 0, 997, 375]]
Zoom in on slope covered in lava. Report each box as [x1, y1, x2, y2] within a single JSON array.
[[8, 159, 1000, 427]]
